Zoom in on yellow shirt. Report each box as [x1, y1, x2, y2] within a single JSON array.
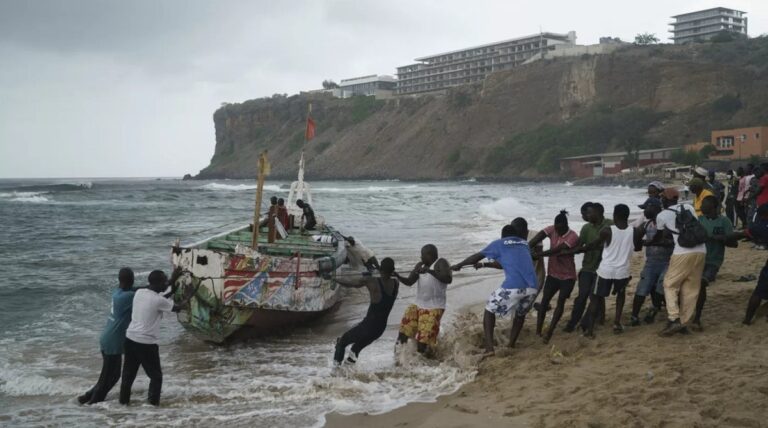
[[693, 188, 715, 217]]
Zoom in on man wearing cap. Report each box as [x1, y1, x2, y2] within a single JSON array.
[[631, 182, 664, 228], [689, 178, 714, 217], [654, 188, 706, 336]]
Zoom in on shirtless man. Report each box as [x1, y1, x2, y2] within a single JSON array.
[[396, 244, 452, 355], [334, 258, 398, 365]]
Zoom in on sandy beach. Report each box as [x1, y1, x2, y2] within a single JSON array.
[[326, 244, 768, 428]]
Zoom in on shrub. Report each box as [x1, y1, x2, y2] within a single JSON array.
[[712, 94, 742, 114]]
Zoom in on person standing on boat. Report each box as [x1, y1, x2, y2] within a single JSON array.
[[276, 198, 289, 231], [119, 268, 183, 406], [396, 244, 452, 356], [259, 196, 278, 227], [296, 199, 317, 231], [451, 219, 538, 355], [333, 258, 398, 365], [77, 268, 135, 405]]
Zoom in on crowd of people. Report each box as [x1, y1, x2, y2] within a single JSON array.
[[80, 174, 768, 405], [333, 169, 768, 364]]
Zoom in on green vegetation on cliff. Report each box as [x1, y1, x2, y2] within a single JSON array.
[[485, 106, 668, 174]]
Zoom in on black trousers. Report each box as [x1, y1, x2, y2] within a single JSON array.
[[725, 198, 736, 226], [79, 352, 122, 404], [334, 319, 386, 363], [119, 338, 163, 406], [566, 271, 597, 329]]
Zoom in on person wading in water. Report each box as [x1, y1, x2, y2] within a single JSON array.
[[333, 258, 398, 365]]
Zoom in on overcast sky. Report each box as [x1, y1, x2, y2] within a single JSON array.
[[0, 0, 765, 178]]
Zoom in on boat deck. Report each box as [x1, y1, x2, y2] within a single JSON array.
[[200, 225, 339, 258]]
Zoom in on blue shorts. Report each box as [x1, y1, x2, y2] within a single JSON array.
[[702, 264, 720, 284], [636, 262, 668, 297]]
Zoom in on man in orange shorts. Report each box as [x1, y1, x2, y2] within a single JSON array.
[[396, 244, 452, 355]]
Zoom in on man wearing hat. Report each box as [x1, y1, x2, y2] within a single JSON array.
[[689, 178, 714, 217], [654, 188, 707, 336], [631, 182, 665, 228]]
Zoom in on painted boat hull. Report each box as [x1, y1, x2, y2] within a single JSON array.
[[172, 225, 347, 344]]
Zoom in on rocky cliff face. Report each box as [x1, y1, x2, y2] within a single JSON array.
[[196, 38, 768, 180]]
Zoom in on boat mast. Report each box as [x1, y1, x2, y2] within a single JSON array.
[[287, 103, 314, 219], [251, 150, 269, 249]]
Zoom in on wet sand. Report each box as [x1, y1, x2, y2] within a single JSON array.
[[326, 244, 768, 428]]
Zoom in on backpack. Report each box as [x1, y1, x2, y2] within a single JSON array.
[[667, 206, 708, 248]]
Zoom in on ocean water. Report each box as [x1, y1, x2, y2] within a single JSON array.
[[0, 179, 643, 427]]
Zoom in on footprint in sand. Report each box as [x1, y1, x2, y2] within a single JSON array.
[[450, 404, 479, 414]]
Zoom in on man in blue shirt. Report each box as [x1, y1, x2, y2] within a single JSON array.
[[78, 268, 135, 405], [452, 218, 539, 355]]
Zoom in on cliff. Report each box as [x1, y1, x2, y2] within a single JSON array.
[[196, 38, 768, 180]]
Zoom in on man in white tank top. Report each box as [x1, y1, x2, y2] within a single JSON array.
[[396, 244, 452, 355], [579, 204, 636, 338]]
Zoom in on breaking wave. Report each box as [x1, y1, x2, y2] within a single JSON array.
[[478, 196, 531, 221], [0, 192, 51, 203], [313, 185, 420, 193], [200, 183, 283, 192]]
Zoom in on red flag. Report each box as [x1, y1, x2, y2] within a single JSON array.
[[305, 117, 316, 142]]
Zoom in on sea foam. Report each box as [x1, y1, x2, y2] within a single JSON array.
[[200, 183, 282, 192]]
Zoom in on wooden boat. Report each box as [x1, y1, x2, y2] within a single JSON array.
[[171, 146, 348, 343]]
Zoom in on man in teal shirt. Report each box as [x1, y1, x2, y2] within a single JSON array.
[[563, 203, 612, 332], [693, 196, 735, 330], [78, 268, 135, 404]]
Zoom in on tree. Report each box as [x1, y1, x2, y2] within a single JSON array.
[[710, 31, 747, 43], [634, 33, 660, 45], [322, 79, 339, 89]]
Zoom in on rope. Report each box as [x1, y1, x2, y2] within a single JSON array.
[[183, 218, 251, 238]]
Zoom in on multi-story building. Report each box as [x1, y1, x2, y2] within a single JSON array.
[[670, 7, 747, 44], [338, 75, 397, 99], [706, 126, 768, 160], [395, 31, 576, 95]]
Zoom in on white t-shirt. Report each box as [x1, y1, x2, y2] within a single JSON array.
[[655, 203, 707, 256], [126, 288, 174, 345], [415, 263, 447, 310]]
